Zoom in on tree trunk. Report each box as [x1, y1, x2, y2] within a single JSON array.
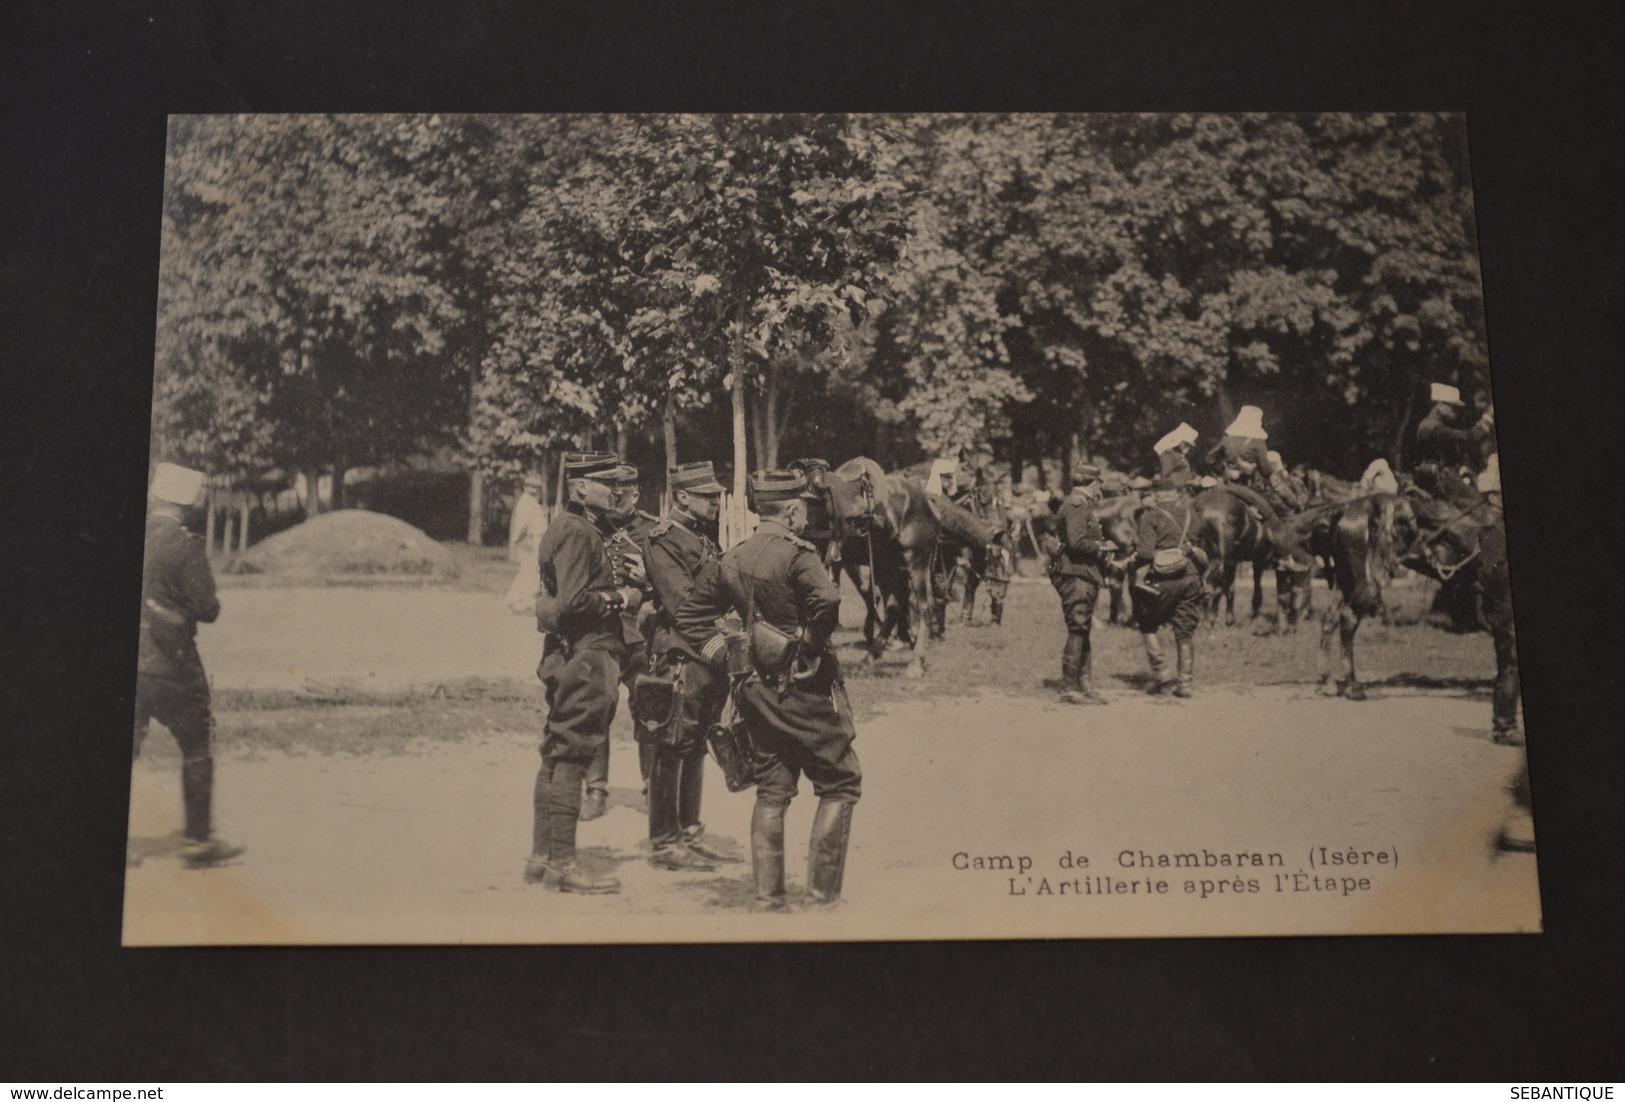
[[615, 426, 629, 459], [730, 297, 749, 502], [467, 471, 486, 545], [1391, 359, 1418, 469], [330, 460, 347, 511], [223, 511, 236, 558], [239, 496, 251, 552], [204, 482, 217, 553], [304, 467, 321, 518], [662, 392, 678, 511], [1010, 434, 1025, 490]]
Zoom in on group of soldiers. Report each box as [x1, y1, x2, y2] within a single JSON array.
[[1033, 384, 1516, 751], [525, 453, 860, 907], [133, 378, 1518, 890]]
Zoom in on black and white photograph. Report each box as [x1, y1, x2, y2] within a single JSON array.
[[124, 111, 1536, 945]]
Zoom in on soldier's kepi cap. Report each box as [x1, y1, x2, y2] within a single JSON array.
[[1071, 462, 1102, 485], [149, 462, 206, 506], [748, 468, 819, 505], [670, 460, 725, 494], [563, 451, 637, 484]]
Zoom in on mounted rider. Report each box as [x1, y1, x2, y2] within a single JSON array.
[[1204, 405, 1296, 517], [1153, 421, 1200, 483], [1412, 382, 1490, 504]]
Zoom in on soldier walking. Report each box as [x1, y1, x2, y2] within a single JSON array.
[[525, 452, 645, 894], [1045, 462, 1114, 705], [135, 463, 244, 869], [676, 470, 861, 911], [636, 461, 741, 871]]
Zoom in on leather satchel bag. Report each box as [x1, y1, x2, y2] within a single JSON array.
[[706, 711, 757, 792]]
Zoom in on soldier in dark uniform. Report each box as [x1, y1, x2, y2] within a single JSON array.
[[676, 470, 861, 911], [1131, 474, 1207, 697], [636, 460, 740, 871], [1412, 383, 1489, 503], [1045, 462, 1115, 705], [524, 452, 645, 894], [1204, 405, 1296, 516], [579, 473, 658, 821], [1474, 456, 1532, 852], [1154, 422, 1199, 482], [135, 463, 244, 869]]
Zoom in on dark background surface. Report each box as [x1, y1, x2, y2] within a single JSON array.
[[2, 0, 1621, 1081]]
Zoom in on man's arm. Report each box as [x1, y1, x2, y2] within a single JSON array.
[[673, 556, 733, 656], [643, 535, 697, 617], [175, 537, 221, 623], [550, 523, 620, 619], [790, 546, 841, 654]]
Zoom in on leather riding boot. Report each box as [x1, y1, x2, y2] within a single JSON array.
[[1077, 649, 1108, 704], [1142, 633, 1172, 693], [750, 802, 789, 912], [647, 750, 682, 850], [990, 597, 1004, 626], [683, 823, 742, 864], [181, 755, 213, 842], [547, 761, 585, 868], [525, 760, 554, 883], [546, 762, 620, 893], [676, 747, 706, 836], [805, 800, 854, 907], [1059, 633, 1085, 700], [1174, 639, 1195, 697]]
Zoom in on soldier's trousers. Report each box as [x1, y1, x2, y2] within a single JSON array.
[[1052, 573, 1101, 676], [586, 643, 645, 795], [738, 677, 862, 809], [133, 673, 215, 842], [538, 645, 620, 768], [648, 658, 727, 848], [1132, 570, 1204, 643], [1492, 619, 1520, 734]]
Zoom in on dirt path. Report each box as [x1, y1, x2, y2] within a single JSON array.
[[124, 679, 1537, 944]]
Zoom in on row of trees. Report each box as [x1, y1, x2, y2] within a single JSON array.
[[152, 112, 1490, 537]]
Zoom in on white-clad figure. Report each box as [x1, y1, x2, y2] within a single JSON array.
[[504, 471, 550, 613], [1359, 457, 1400, 495]]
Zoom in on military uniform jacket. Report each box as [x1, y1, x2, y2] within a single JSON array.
[[1134, 503, 1196, 567], [675, 520, 841, 660], [1208, 434, 1276, 477], [1051, 492, 1105, 583], [536, 505, 624, 653], [1415, 408, 1482, 471], [608, 509, 659, 645], [1158, 448, 1194, 480], [641, 511, 721, 662], [138, 514, 220, 681]]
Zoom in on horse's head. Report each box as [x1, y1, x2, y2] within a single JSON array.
[[825, 457, 887, 537], [789, 458, 836, 542]]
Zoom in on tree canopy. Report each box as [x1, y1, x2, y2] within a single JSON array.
[[152, 112, 1491, 520]]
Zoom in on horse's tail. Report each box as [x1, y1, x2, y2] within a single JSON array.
[[1333, 498, 1390, 618]]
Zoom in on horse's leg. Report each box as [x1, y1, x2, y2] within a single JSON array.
[[1222, 562, 1239, 626], [904, 548, 931, 678], [1251, 559, 1266, 621], [846, 561, 880, 660], [960, 548, 983, 624], [1318, 592, 1345, 695]]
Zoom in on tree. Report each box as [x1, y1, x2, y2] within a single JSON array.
[[473, 114, 912, 505], [155, 114, 468, 512]]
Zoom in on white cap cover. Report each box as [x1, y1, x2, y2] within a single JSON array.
[[1430, 382, 1464, 405], [1225, 406, 1268, 440], [1153, 422, 1199, 455], [1477, 454, 1501, 494], [149, 462, 206, 506]]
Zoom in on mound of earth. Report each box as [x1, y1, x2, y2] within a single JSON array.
[[236, 509, 456, 579]]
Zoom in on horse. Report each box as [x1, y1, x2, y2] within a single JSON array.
[[1190, 485, 1312, 630], [950, 484, 1014, 626], [809, 457, 996, 676]]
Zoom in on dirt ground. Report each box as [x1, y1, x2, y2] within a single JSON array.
[[123, 555, 1539, 945]]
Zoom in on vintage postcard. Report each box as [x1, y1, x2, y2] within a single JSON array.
[[125, 112, 1535, 944]]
